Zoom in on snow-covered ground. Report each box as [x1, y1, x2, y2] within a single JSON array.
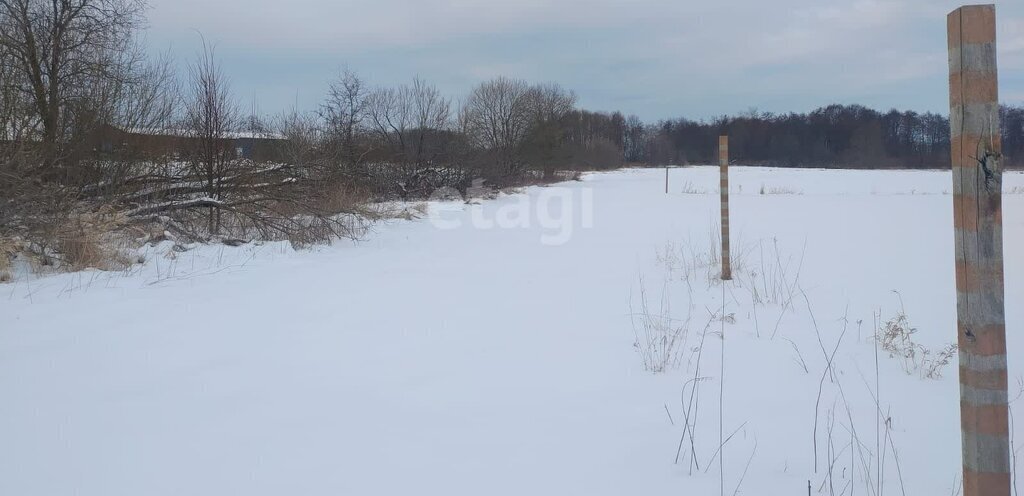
[[2, 167, 1023, 495]]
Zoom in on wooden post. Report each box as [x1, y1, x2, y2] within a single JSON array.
[[948, 6, 1009, 496], [665, 166, 669, 194], [719, 136, 731, 280]]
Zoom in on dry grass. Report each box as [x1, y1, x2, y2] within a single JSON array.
[[318, 183, 371, 215], [656, 229, 802, 300], [745, 238, 805, 307], [679, 181, 709, 195], [0, 208, 136, 280], [876, 298, 957, 379], [759, 184, 803, 195], [0, 237, 19, 282], [655, 237, 722, 287], [630, 277, 693, 373], [52, 209, 134, 271], [370, 202, 430, 221]]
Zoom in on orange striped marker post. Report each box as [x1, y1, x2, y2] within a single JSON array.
[[949, 6, 1009, 496], [719, 136, 731, 280]]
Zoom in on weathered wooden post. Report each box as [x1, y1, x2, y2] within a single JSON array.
[[719, 136, 731, 280], [948, 5, 1009, 496], [666, 166, 670, 194]]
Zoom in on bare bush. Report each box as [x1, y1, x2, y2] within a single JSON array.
[[364, 78, 467, 198]]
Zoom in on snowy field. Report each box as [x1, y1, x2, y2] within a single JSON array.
[[2, 166, 1024, 495]]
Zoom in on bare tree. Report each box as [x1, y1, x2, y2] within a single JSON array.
[[365, 77, 453, 197], [365, 85, 409, 160], [113, 51, 179, 135], [321, 67, 367, 170], [277, 107, 325, 170], [623, 114, 647, 163], [0, 41, 33, 151], [182, 41, 240, 234], [462, 77, 534, 178], [408, 77, 452, 169], [528, 82, 575, 123], [523, 82, 576, 177], [0, 0, 147, 170]]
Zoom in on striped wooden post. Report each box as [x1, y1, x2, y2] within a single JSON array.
[[948, 6, 1009, 496], [719, 136, 731, 280]]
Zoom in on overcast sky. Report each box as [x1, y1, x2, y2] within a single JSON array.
[[144, 0, 1024, 122]]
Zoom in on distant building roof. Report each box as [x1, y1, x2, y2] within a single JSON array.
[[121, 126, 287, 141]]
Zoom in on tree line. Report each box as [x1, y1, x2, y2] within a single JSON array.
[[627, 104, 1024, 169]]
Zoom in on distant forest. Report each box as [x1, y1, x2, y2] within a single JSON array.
[[626, 104, 1024, 169]]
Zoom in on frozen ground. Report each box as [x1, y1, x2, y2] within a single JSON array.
[[2, 166, 1023, 495]]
